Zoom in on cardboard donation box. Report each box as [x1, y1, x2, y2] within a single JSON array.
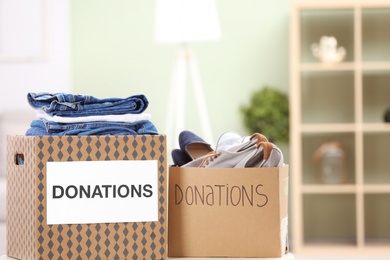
[[7, 135, 167, 260], [168, 166, 289, 258]]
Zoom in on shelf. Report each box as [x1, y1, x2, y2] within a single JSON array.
[[300, 62, 355, 71], [296, 244, 390, 255], [300, 62, 390, 72], [301, 123, 356, 133], [363, 70, 390, 123], [362, 8, 390, 62], [362, 62, 390, 70], [362, 123, 390, 132], [301, 184, 390, 194], [291, 1, 390, 254], [364, 194, 390, 244], [302, 184, 356, 194], [363, 132, 390, 184], [301, 71, 355, 124], [363, 185, 390, 193], [299, 9, 355, 63], [300, 123, 390, 133], [302, 132, 355, 185], [303, 194, 357, 244]]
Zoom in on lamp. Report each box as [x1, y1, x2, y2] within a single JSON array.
[[155, 0, 221, 149]]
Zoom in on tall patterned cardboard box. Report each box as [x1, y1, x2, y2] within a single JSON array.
[[7, 135, 167, 260]]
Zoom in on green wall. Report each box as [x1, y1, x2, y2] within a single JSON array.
[[72, 0, 290, 146]]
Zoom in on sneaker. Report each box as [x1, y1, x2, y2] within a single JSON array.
[[235, 141, 284, 168], [182, 133, 267, 168], [261, 143, 284, 167], [215, 131, 251, 150]]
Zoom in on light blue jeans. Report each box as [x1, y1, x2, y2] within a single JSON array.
[[25, 119, 158, 136], [27, 92, 149, 117]]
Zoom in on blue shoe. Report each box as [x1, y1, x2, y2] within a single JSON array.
[[179, 130, 213, 160], [171, 148, 192, 166]]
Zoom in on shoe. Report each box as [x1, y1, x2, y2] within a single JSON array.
[[171, 149, 192, 166], [235, 141, 284, 168], [215, 131, 251, 150], [260, 142, 284, 167], [182, 133, 267, 168], [179, 130, 213, 160]]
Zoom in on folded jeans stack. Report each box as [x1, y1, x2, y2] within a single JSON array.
[[25, 92, 159, 136], [171, 130, 284, 168]]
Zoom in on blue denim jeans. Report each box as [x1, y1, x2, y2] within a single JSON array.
[[27, 92, 149, 117], [25, 119, 158, 136]]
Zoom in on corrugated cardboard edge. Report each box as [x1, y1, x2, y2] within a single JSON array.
[[7, 135, 167, 260], [7, 135, 37, 259], [279, 165, 289, 256]]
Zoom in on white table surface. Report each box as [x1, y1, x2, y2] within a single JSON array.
[[0, 253, 295, 260]]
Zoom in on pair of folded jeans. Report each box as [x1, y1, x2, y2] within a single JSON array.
[[25, 119, 158, 136], [26, 92, 158, 136], [27, 92, 149, 117]]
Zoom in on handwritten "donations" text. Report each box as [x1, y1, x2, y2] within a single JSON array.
[[174, 184, 268, 207]]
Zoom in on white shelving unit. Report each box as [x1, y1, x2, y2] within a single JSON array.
[[290, 1, 390, 255]]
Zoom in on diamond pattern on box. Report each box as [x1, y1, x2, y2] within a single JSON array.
[[7, 135, 167, 260]]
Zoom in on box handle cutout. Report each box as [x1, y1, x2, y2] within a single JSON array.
[[15, 153, 25, 165]]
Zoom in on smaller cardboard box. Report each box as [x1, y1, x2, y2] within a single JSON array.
[[168, 166, 289, 258], [7, 135, 167, 260]]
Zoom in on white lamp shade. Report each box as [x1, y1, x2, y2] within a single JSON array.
[[155, 0, 221, 44]]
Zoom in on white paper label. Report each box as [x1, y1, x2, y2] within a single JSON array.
[[46, 160, 158, 225]]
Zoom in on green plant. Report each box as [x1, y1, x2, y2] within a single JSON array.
[[240, 86, 289, 144]]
